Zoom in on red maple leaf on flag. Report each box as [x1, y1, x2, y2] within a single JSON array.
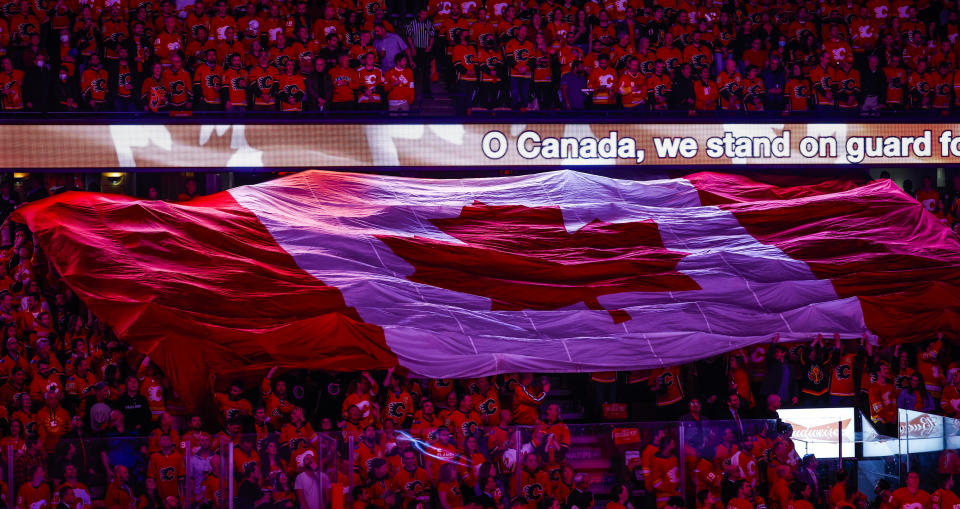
[[377, 202, 700, 323]]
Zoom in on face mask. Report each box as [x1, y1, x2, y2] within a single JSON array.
[[36, 60, 44, 67], [779, 40, 786, 48], [59, 72, 67, 80], [60, 34, 69, 42]]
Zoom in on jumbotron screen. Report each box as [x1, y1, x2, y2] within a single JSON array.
[[4, 122, 960, 168]]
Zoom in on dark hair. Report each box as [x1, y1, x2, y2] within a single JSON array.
[[665, 496, 685, 508]]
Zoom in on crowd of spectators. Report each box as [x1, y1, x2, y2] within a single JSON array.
[[0, 172, 953, 509], [0, 0, 957, 113]]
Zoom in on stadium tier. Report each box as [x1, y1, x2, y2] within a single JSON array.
[[0, 0, 957, 114], [0, 165, 952, 509]]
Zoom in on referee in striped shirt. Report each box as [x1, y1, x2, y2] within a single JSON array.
[[405, 9, 435, 99]]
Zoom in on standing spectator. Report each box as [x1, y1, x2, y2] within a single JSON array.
[[404, 11, 434, 99], [116, 375, 150, 434], [560, 60, 587, 110], [587, 54, 616, 108], [834, 57, 862, 112], [330, 53, 360, 109], [0, 56, 26, 111], [249, 51, 279, 111], [221, 54, 248, 111], [307, 57, 333, 111], [385, 53, 415, 112], [784, 63, 811, 114], [670, 63, 695, 112], [295, 453, 328, 509], [897, 373, 935, 412], [799, 335, 834, 407], [278, 60, 306, 112], [161, 53, 193, 110], [693, 67, 718, 114], [141, 62, 169, 111], [505, 25, 534, 110], [760, 341, 797, 407], [861, 54, 886, 115], [24, 52, 51, 111], [762, 55, 786, 112], [193, 49, 223, 111]]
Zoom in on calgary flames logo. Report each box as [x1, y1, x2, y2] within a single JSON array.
[[205, 74, 221, 89], [169, 79, 185, 96], [231, 76, 245, 89], [405, 480, 425, 494], [513, 48, 530, 63], [92, 78, 106, 92], [479, 398, 497, 415], [160, 466, 176, 481], [523, 483, 544, 500], [835, 364, 851, 380], [389, 401, 406, 418], [461, 420, 479, 436], [841, 78, 855, 90], [793, 84, 808, 97]]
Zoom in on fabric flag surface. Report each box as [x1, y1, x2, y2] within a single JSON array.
[[11, 170, 960, 409]]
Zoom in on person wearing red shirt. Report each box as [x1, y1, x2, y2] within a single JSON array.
[[278, 59, 306, 111], [890, 471, 931, 509], [618, 57, 645, 110], [504, 25, 534, 110], [357, 53, 385, 109], [726, 480, 755, 509], [0, 57, 26, 110], [153, 16, 183, 65], [329, 52, 360, 109], [147, 434, 185, 501], [646, 59, 672, 111], [716, 57, 742, 111], [809, 53, 836, 109], [788, 481, 815, 509], [587, 53, 617, 108], [161, 52, 193, 109], [693, 66, 718, 113], [221, 54, 248, 111], [80, 54, 109, 110], [385, 54, 416, 111], [908, 59, 935, 110], [512, 373, 549, 425], [17, 465, 50, 509], [249, 51, 279, 110]]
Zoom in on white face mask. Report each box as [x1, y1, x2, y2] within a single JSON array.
[[59, 72, 67, 80], [36, 60, 44, 67], [60, 34, 69, 42]]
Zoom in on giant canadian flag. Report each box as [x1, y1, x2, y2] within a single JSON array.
[[12, 171, 960, 408]]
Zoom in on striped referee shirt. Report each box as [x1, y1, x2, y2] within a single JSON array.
[[405, 18, 434, 49]]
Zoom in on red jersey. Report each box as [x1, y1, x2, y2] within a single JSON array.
[[147, 450, 185, 499], [618, 71, 646, 108], [0, 69, 26, 110], [330, 66, 359, 103], [221, 67, 248, 107], [385, 67, 415, 104], [588, 66, 617, 104], [80, 67, 109, 103], [278, 73, 306, 111]]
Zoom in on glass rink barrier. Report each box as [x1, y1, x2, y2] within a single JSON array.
[[4, 410, 960, 509]]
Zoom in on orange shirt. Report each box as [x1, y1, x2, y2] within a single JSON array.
[[646, 72, 672, 105], [17, 482, 51, 509], [80, 67, 109, 103], [278, 73, 306, 111], [147, 450, 185, 499], [0, 69, 25, 109], [357, 67, 384, 103], [505, 39, 535, 77], [330, 66, 360, 103], [512, 383, 547, 425], [385, 67, 415, 104], [618, 71, 646, 107], [884, 66, 907, 104], [649, 366, 683, 406], [161, 68, 193, 106], [248, 65, 279, 106], [512, 469, 550, 509], [890, 487, 931, 509], [37, 405, 70, 452], [588, 66, 618, 104], [694, 79, 718, 110], [829, 352, 857, 398], [153, 31, 182, 64], [786, 78, 811, 111], [194, 64, 224, 104]]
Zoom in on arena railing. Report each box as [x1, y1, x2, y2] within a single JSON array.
[[5, 412, 951, 509]]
